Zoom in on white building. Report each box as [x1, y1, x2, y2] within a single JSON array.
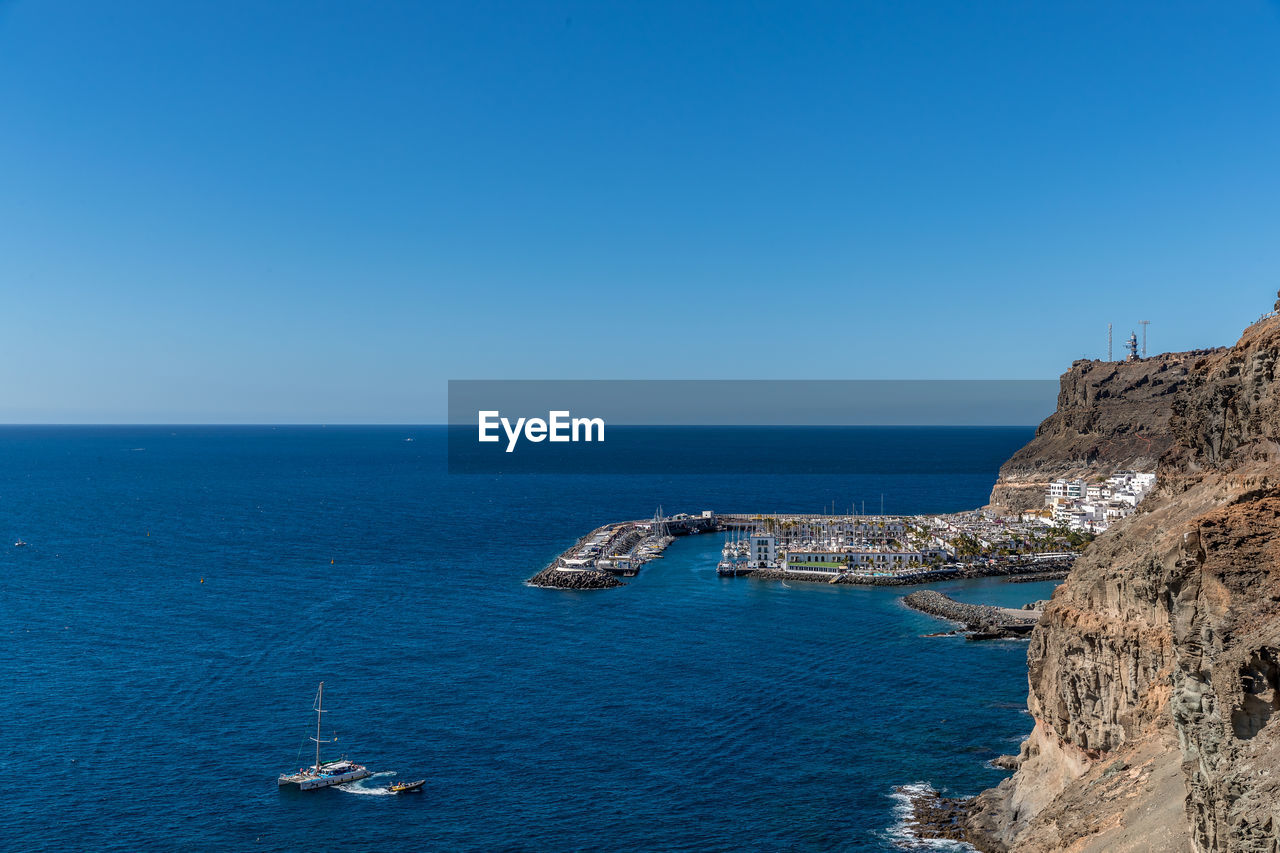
[[1047, 479, 1085, 503], [783, 549, 923, 571], [1044, 470, 1158, 532], [749, 534, 777, 569]]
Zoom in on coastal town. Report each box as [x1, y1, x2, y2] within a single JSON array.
[[1029, 470, 1157, 533], [526, 470, 1158, 591]]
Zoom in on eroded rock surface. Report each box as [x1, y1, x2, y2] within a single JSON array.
[[962, 316, 1280, 851], [988, 349, 1221, 515]]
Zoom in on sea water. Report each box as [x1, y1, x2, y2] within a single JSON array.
[[0, 426, 1055, 851]]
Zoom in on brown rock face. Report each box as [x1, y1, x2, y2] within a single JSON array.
[[965, 317, 1280, 852], [987, 349, 1222, 514]]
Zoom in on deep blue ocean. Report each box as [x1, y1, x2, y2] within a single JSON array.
[[1, 426, 1055, 851]]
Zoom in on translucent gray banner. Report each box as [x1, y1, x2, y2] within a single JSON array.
[[447, 380, 1055, 474], [448, 379, 1055, 426]]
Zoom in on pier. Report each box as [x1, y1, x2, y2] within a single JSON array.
[[528, 508, 717, 590]]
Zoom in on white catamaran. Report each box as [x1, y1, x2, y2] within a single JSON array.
[[277, 681, 371, 790]]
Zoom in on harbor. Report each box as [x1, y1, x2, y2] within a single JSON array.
[[528, 507, 1080, 590]]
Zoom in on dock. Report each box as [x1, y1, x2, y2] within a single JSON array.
[[527, 508, 717, 589]]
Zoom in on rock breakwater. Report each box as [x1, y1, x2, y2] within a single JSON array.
[[527, 565, 623, 590], [903, 590, 1040, 639]]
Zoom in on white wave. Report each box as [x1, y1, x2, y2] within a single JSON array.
[[336, 771, 397, 796], [883, 782, 978, 852]]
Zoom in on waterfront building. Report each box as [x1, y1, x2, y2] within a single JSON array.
[[749, 534, 777, 569], [783, 548, 924, 571]]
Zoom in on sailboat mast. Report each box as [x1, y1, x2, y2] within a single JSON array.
[[315, 681, 324, 770]]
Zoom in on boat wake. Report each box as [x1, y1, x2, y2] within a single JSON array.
[[337, 771, 397, 796], [883, 782, 977, 851]]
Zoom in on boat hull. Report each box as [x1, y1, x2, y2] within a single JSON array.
[[278, 767, 372, 790]]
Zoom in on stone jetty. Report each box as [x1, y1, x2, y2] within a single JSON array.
[[744, 557, 1073, 588], [952, 556, 1073, 580], [528, 564, 623, 590], [902, 589, 1041, 639], [747, 567, 957, 586], [1005, 568, 1071, 583]]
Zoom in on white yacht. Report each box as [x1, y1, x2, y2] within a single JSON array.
[[277, 682, 371, 790]]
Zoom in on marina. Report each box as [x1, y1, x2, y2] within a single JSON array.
[[528, 507, 1081, 589]]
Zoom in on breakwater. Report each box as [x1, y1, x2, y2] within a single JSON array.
[[527, 564, 622, 590], [747, 567, 957, 586], [745, 557, 1073, 588], [902, 590, 1041, 639], [1005, 568, 1071, 583], [951, 557, 1073, 580]]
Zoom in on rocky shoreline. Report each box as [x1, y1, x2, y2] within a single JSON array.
[[1004, 570, 1069, 583], [902, 590, 1040, 639], [896, 785, 991, 850], [953, 558, 1074, 581]]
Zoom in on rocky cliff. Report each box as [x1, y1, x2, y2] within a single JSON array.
[[966, 316, 1280, 852], [987, 349, 1221, 515]]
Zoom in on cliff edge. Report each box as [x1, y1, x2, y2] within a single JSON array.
[[967, 314, 1280, 852], [987, 349, 1222, 515]]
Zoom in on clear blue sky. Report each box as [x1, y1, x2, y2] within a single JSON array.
[[1, 1, 1278, 423]]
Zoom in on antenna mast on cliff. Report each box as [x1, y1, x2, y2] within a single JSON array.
[[1107, 323, 1113, 361], [1139, 320, 1150, 357]]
